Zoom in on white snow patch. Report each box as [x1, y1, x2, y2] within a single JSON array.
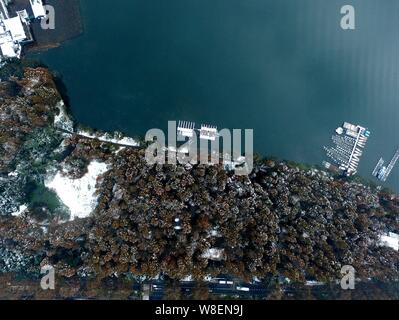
[[8, 171, 18, 177], [115, 136, 140, 146], [379, 232, 399, 251], [45, 161, 110, 220], [201, 248, 225, 261], [11, 204, 28, 217], [40, 226, 48, 234], [53, 138, 69, 155], [54, 101, 74, 132], [210, 229, 221, 237]]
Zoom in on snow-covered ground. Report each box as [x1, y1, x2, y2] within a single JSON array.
[[11, 204, 28, 217], [77, 129, 140, 147], [45, 161, 110, 220], [201, 248, 225, 261], [53, 101, 74, 132]]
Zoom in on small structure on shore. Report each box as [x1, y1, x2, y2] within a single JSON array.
[[177, 121, 195, 138], [0, 14, 31, 60], [201, 248, 225, 261], [0, 0, 44, 63], [177, 120, 219, 141], [199, 124, 218, 141]]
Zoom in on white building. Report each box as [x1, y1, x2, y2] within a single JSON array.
[[0, 15, 28, 60], [177, 121, 196, 138], [0, 1, 35, 64], [30, 0, 46, 19], [201, 248, 225, 261], [3, 16, 27, 42]]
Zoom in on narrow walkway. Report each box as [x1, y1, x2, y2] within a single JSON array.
[[56, 128, 142, 150]]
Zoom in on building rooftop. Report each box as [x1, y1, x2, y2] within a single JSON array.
[[3, 16, 26, 41], [0, 15, 28, 60], [29, 0, 46, 19], [0, 42, 17, 57]]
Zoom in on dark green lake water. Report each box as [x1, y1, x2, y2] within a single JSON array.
[[32, 0, 399, 191]]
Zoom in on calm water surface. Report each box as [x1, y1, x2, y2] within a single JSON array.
[[32, 0, 399, 191]]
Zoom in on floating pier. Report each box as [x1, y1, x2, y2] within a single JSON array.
[[324, 122, 370, 176], [199, 124, 218, 141], [372, 148, 399, 182], [177, 121, 219, 141], [177, 121, 196, 138]]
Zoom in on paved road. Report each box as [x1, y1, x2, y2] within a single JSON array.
[[141, 280, 269, 300]]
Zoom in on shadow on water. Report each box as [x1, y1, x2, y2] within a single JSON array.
[[52, 72, 72, 108]]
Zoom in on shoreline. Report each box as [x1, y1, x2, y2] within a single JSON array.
[[0, 67, 398, 299], [0, 56, 394, 196]]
